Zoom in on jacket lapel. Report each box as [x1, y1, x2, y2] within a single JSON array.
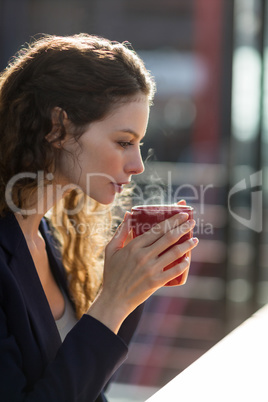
[[39, 218, 73, 308], [0, 213, 62, 361]]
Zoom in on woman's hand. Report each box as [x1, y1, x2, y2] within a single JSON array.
[[88, 210, 198, 333], [177, 198, 187, 206]]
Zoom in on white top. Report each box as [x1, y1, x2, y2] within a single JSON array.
[[55, 290, 78, 342]]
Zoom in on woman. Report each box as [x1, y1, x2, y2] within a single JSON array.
[[0, 34, 198, 401]]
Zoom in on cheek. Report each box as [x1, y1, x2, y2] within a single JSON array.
[[102, 148, 122, 166]]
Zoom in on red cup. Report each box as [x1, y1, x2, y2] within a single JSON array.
[[131, 204, 194, 286]]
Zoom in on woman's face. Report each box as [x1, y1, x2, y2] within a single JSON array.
[[55, 95, 149, 204]]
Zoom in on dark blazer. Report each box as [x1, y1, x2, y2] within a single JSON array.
[[0, 213, 143, 402]]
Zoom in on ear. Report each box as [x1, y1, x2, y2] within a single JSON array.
[[45, 107, 68, 148]]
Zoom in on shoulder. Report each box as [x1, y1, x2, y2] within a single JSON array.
[[0, 213, 21, 285], [0, 212, 24, 255], [0, 241, 15, 304]]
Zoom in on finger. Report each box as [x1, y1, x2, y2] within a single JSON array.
[[177, 199, 186, 206], [124, 229, 133, 246], [160, 255, 190, 284], [107, 212, 132, 252], [135, 212, 190, 248], [156, 237, 198, 268], [149, 218, 196, 256]]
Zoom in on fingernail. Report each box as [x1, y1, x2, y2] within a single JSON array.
[[124, 211, 131, 221], [179, 212, 189, 219], [191, 237, 199, 245], [188, 219, 196, 226]]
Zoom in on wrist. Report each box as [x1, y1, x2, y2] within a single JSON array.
[[86, 291, 129, 334]]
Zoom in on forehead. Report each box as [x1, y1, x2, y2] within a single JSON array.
[[74, 94, 150, 143], [97, 95, 150, 129], [108, 94, 149, 115]]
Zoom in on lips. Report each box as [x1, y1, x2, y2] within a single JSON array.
[[113, 183, 123, 193], [112, 182, 130, 193]]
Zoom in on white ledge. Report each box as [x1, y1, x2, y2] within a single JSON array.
[[146, 304, 268, 402]]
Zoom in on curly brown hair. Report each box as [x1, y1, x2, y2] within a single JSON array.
[[0, 34, 155, 318]]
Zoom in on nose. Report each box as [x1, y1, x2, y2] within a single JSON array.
[[125, 149, 144, 176]]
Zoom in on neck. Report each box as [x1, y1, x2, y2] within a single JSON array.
[[15, 211, 45, 242], [14, 183, 61, 241]]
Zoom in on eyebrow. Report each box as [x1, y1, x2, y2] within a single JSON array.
[[117, 129, 142, 139]]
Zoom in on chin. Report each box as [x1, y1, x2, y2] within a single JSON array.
[[90, 193, 116, 206], [99, 198, 115, 205], [87, 183, 117, 205]]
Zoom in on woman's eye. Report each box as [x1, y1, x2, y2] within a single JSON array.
[[118, 141, 133, 149]]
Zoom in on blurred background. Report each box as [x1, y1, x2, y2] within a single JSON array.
[[1, 0, 267, 400]]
